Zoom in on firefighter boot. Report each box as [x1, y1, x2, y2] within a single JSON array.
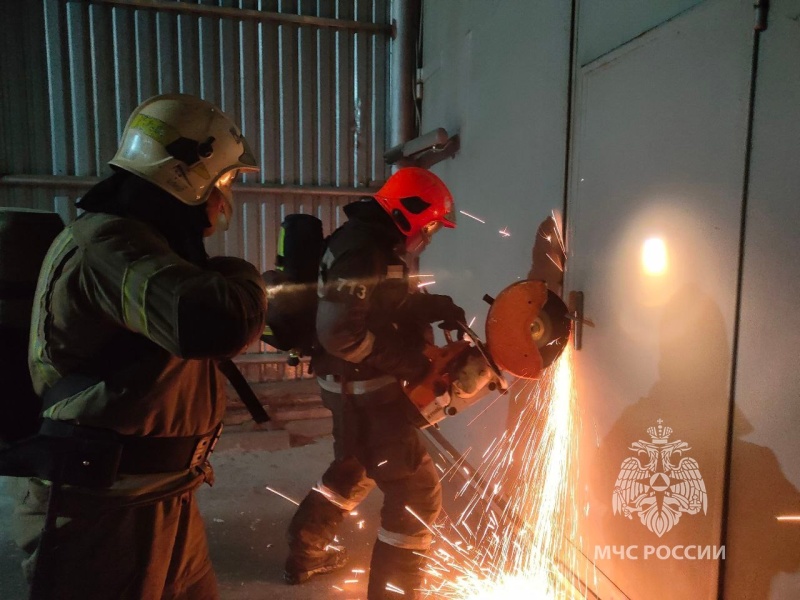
[[284, 491, 349, 584], [366, 539, 426, 600]]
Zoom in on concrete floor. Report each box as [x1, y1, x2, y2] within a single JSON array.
[[0, 437, 382, 600], [199, 439, 382, 600]]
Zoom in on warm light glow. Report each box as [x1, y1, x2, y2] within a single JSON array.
[[641, 237, 668, 275]]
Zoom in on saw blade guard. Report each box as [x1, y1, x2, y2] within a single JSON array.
[[485, 280, 571, 379]]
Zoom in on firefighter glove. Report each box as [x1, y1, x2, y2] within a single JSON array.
[[432, 296, 466, 334]]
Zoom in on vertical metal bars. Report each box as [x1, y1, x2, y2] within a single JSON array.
[[1, 0, 390, 269]]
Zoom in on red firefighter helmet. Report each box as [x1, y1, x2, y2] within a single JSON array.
[[374, 168, 455, 250]]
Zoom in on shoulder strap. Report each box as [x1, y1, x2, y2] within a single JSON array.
[[217, 359, 270, 423]]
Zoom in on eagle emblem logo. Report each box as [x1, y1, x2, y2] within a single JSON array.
[[612, 420, 707, 537]]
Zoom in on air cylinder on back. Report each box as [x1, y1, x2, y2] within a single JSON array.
[[0, 209, 64, 444]]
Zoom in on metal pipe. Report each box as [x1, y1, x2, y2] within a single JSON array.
[[0, 175, 101, 189], [231, 184, 379, 197], [84, 0, 392, 35], [0, 174, 380, 197], [387, 0, 420, 150]]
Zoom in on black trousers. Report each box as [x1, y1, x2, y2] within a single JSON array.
[[287, 383, 441, 596]]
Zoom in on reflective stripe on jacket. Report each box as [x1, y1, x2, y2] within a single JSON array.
[[29, 212, 267, 439]]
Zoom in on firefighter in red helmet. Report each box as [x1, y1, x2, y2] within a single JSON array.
[[284, 167, 465, 599], [372, 166, 456, 253]]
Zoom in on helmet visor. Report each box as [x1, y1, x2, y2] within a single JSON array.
[[215, 169, 240, 201]]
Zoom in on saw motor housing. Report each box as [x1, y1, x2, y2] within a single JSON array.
[[404, 336, 506, 427]]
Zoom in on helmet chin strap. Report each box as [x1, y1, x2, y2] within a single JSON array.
[[405, 229, 435, 255], [216, 197, 233, 232], [405, 234, 424, 255]]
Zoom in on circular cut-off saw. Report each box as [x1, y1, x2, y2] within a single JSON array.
[[404, 281, 571, 427], [404, 214, 572, 427], [485, 279, 571, 379]]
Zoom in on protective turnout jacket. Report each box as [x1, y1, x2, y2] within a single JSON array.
[[14, 174, 267, 598], [29, 205, 267, 464], [313, 199, 430, 385], [290, 199, 448, 600]]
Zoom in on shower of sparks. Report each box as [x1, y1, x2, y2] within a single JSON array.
[[499, 228, 511, 238], [546, 252, 565, 272], [377, 459, 389, 467], [469, 316, 477, 328], [550, 210, 566, 254], [411, 274, 436, 278], [387, 582, 407, 595], [265, 486, 300, 506], [460, 210, 487, 224], [421, 345, 580, 599], [418, 281, 437, 289], [776, 516, 800, 522]]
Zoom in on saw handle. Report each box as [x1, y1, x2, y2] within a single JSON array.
[[438, 322, 466, 342], [404, 339, 471, 411], [443, 329, 454, 344]]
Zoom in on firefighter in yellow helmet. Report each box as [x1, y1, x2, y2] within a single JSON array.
[[12, 94, 267, 599]]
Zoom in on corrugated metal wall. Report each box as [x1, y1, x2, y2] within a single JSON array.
[[0, 0, 391, 269]]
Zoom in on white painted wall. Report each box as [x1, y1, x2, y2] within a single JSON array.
[[418, 0, 572, 453], [577, 0, 704, 65], [420, 0, 800, 598]]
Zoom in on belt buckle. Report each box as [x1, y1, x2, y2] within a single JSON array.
[[190, 423, 224, 469]]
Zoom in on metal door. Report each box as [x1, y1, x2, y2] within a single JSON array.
[[565, 0, 753, 597], [724, 0, 800, 597]]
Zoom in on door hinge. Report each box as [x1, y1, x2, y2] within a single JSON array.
[[415, 67, 424, 101]]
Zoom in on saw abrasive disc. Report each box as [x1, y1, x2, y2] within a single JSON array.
[[485, 280, 548, 379], [485, 280, 571, 379], [536, 290, 571, 368]]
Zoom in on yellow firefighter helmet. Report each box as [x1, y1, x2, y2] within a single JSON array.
[[110, 93, 258, 207]]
